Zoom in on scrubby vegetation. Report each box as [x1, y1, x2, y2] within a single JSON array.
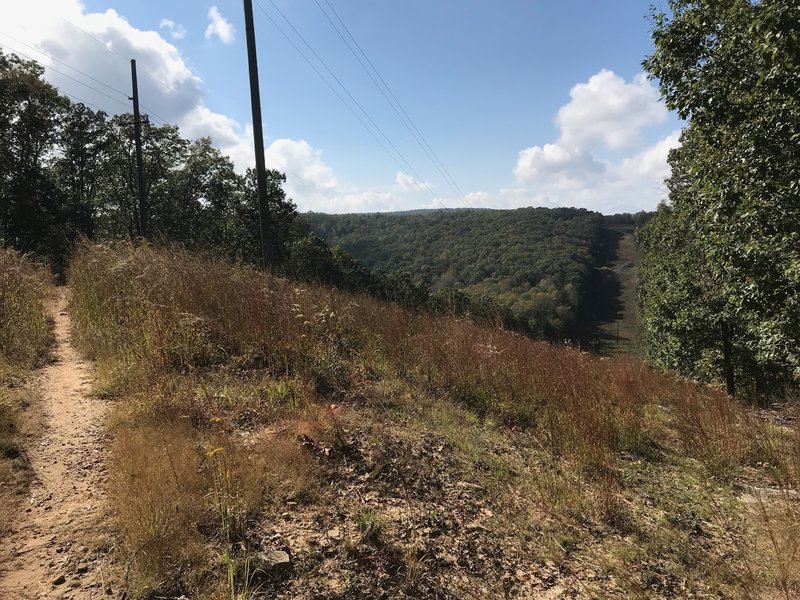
[[68, 242, 800, 598], [0, 248, 52, 533]]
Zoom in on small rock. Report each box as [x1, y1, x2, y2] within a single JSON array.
[[76, 563, 89, 574], [254, 550, 292, 574], [327, 528, 342, 541], [52, 574, 66, 586]]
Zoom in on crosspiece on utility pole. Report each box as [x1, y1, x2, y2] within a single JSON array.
[[243, 0, 271, 266], [130, 59, 147, 238]]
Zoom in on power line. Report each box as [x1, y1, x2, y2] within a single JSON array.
[[56, 15, 178, 125], [60, 91, 107, 113], [313, 0, 472, 209], [0, 42, 132, 111], [0, 37, 170, 126], [59, 15, 129, 61], [255, 0, 444, 206], [0, 31, 129, 100]]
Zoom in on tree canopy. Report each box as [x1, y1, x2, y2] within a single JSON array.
[[306, 208, 623, 340], [638, 0, 800, 396], [0, 49, 309, 272]]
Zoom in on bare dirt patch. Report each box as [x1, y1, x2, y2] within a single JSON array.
[[0, 289, 116, 599]]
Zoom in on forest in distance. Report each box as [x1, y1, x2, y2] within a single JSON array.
[[306, 208, 651, 342]]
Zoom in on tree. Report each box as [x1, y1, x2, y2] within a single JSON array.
[[52, 102, 112, 240], [0, 50, 70, 266], [640, 0, 800, 395], [232, 169, 309, 265]]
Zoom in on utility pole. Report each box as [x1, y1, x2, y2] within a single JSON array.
[[129, 59, 147, 238], [243, 0, 271, 265]]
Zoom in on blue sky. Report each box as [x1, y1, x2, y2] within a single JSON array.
[[3, 1, 682, 213]]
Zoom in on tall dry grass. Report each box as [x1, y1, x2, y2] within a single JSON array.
[[69, 241, 791, 596], [71, 245, 633, 459], [0, 248, 52, 368], [0, 247, 52, 531], [68, 241, 758, 474]]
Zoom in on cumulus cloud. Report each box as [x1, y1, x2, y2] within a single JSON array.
[[464, 191, 489, 205], [557, 70, 667, 150], [266, 139, 338, 195], [514, 144, 605, 183], [511, 69, 681, 212], [159, 18, 186, 40], [205, 6, 235, 44], [620, 130, 682, 179]]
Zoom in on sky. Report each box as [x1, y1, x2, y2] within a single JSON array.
[[1, 0, 683, 214]]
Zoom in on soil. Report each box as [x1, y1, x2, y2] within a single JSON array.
[[0, 288, 116, 599]]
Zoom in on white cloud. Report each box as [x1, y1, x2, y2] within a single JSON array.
[[333, 191, 403, 213], [620, 130, 682, 179], [511, 69, 681, 212], [514, 143, 605, 182], [395, 171, 432, 191], [557, 70, 667, 151], [266, 139, 338, 197], [464, 191, 489, 205], [205, 6, 235, 44], [179, 105, 253, 168], [159, 18, 186, 41]]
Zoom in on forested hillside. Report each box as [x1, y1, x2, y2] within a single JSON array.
[[307, 208, 621, 340]]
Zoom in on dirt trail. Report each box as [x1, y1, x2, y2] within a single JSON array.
[[0, 288, 115, 599]]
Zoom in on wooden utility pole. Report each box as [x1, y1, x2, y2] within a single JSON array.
[[243, 0, 271, 265], [130, 59, 147, 237]]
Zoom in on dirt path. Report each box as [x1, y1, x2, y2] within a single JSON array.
[[0, 288, 115, 599]]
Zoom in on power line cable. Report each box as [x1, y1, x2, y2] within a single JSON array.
[[254, 0, 442, 205], [313, 0, 471, 208], [259, 0, 439, 205], [0, 42, 132, 111], [59, 15, 129, 61], [57, 15, 184, 125], [60, 91, 107, 113], [0, 40, 169, 127]]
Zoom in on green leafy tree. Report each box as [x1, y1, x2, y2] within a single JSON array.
[[0, 50, 69, 265], [640, 0, 800, 395], [52, 102, 112, 240]]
